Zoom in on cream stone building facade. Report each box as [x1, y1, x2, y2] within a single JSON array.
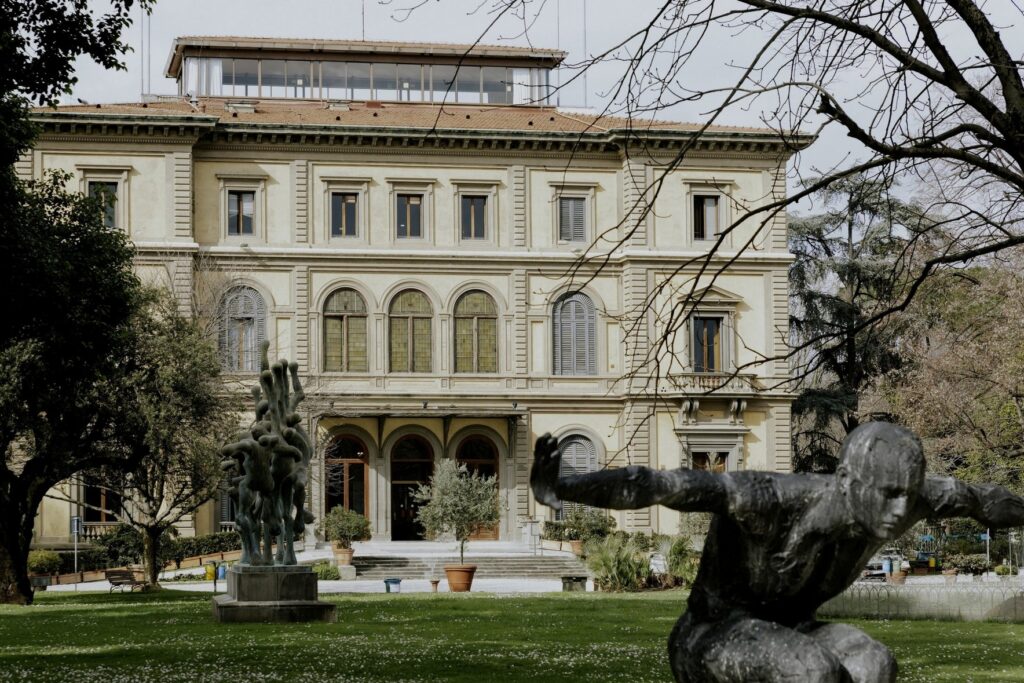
[[25, 37, 806, 547]]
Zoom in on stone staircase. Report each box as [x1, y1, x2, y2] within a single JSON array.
[[351, 554, 589, 580]]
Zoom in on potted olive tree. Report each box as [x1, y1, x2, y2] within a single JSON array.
[[415, 459, 499, 592], [319, 507, 371, 566]]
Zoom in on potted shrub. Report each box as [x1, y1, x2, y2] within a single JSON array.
[[319, 507, 371, 566], [415, 459, 499, 592], [27, 550, 62, 589]]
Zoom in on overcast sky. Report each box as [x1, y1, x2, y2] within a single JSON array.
[[66, 1, 1024, 204]]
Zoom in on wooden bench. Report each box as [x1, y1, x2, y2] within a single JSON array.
[[105, 568, 144, 593]]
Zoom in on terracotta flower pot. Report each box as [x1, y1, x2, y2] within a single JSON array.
[[333, 543, 354, 566], [569, 540, 584, 556], [888, 570, 907, 585], [444, 564, 477, 592]]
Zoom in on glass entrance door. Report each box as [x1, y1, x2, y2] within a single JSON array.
[[326, 435, 369, 517], [390, 435, 434, 540]]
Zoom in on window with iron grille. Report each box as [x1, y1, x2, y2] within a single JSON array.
[[323, 288, 368, 372], [553, 292, 597, 375], [389, 290, 432, 372], [217, 287, 266, 372], [453, 291, 497, 373]]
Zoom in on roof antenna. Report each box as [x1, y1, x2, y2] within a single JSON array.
[[139, 5, 145, 100], [555, 0, 561, 107], [582, 0, 588, 110], [362, 0, 366, 41]]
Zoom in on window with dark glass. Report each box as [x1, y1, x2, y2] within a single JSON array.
[[83, 477, 121, 523], [228, 190, 255, 236], [326, 436, 369, 517], [88, 181, 118, 229], [261, 59, 286, 97], [558, 196, 586, 242], [389, 290, 432, 372], [454, 291, 497, 373], [349, 63, 371, 99], [481, 66, 511, 104], [692, 316, 722, 372], [330, 192, 358, 237], [693, 195, 719, 240], [461, 195, 487, 240], [322, 62, 347, 99], [396, 194, 422, 238], [323, 288, 368, 372], [233, 59, 259, 97]]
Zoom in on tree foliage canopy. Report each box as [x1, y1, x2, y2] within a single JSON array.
[[415, 459, 499, 565]]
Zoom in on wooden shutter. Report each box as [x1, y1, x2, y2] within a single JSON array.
[[556, 435, 598, 520], [559, 196, 586, 242], [218, 287, 265, 371], [553, 293, 596, 375]]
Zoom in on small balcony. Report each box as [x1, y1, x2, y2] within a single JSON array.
[[662, 372, 761, 394]]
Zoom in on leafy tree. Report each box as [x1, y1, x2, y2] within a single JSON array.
[[789, 175, 920, 471], [886, 256, 1024, 495], [0, 0, 153, 605], [0, 173, 142, 604], [414, 459, 499, 565], [82, 291, 237, 587]]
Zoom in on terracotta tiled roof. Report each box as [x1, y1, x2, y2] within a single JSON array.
[[35, 99, 784, 138]]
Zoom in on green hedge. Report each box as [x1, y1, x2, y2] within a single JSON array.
[[167, 531, 241, 567]]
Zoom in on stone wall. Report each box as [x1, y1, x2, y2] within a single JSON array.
[[819, 582, 1024, 623]]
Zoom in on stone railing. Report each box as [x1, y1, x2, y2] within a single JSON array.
[[663, 372, 760, 394], [819, 581, 1024, 622], [219, 522, 235, 534], [81, 522, 119, 541]]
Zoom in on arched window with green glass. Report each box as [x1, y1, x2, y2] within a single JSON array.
[[453, 290, 497, 373], [389, 290, 432, 373], [323, 288, 368, 372]]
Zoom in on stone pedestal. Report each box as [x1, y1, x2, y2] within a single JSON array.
[[212, 565, 336, 623]]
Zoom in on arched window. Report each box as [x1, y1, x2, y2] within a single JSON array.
[[454, 291, 497, 373], [457, 435, 499, 539], [389, 290, 432, 373], [326, 435, 369, 517], [552, 292, 596, 375], [555, 434, 598, 521], [324, 288, 368, 372], [218, 286, 266, 372]]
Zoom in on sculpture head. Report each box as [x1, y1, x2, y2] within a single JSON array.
[[836, 423, 925, 540]]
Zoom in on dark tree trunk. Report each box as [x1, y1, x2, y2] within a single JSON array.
[[0, 488, 37, 605], [142, 528, 163, 588]]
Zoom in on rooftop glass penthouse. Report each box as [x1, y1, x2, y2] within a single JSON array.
[[168, 36, 564, 105]]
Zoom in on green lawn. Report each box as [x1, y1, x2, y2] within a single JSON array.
[[0, 591, 1021, 682]]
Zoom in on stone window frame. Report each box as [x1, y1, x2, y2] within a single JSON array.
[[387, 178, 435, 246], [681, 177, 738, 248], [77, 164, 131, 233], [675, 425, 747, 473], [548, 182, 597, 249], [684, 287, 741, 374], [452, 180, 499, 246], [321, 176, 370, 245], [217, 173, 267, 244]]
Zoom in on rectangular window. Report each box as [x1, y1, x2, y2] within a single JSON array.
[[373, 63, 398, 100], [693, 195, 719, 240], [88, 181, 118, 229], [558, 196, 587, 242], [330, 192, 358, 237], [228, 190, 255, 236], [261, 59, 286, 97], [396, 194, 422, 238], [693, 316, 722, 372], [322, 62, 347, 99], [481, 66, 511, 104], [461, 195, 487, 239], [349, 63, 371, 99], [397, 64, 423, 102], [233, 59, 259, 97]]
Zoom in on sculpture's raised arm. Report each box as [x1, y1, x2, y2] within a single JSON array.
[[921, 476, 1024, 528], [531, 434, 729, 514]]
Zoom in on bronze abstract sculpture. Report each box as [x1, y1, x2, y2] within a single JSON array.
[[532, 422, 1024, 682], [221, 341, 314, 566]]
